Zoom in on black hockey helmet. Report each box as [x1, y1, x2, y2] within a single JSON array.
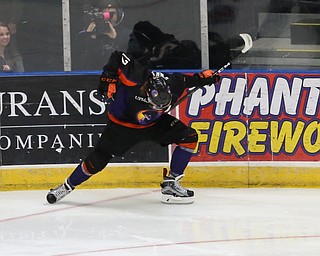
[[146, 76, 172, 110]]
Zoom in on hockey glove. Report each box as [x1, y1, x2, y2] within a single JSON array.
[[194, 70, 220, 87], [98, 72, 118, 100]]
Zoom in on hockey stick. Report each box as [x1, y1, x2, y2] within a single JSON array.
[[167, 33, 253, 112]]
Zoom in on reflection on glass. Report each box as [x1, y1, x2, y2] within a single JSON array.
[[127, 21, 201, 69], [72, 0, 202, 71], [208, 0, 320, 70], [71, 0, 131, 70]]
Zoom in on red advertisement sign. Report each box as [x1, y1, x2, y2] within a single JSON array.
[[179, 72, 320, 162]]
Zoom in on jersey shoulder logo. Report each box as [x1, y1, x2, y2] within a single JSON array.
[[137, 110, 162, 125], [121, 53, 131, 65]]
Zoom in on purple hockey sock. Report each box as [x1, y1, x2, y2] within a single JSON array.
[[170, 146, 193, 176], [67, 162, 92, 187]]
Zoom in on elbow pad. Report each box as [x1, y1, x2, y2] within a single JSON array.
[[98, 72, 118, 100]]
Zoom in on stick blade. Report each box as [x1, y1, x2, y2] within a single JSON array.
[[239, 33, 253, 53]]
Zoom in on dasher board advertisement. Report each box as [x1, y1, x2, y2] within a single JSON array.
[[179, 72, 320, 162], [0, 74, 167, 165]]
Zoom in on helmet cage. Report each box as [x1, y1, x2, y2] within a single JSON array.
[[146, 77, 172, 110]]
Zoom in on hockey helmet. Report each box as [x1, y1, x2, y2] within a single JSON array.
[[146, 76, 172, 110]]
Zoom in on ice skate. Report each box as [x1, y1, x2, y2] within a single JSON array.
[[46, 179, 74, 204], [160, 168, 194, 204]]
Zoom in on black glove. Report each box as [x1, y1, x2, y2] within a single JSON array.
[[194, 70, 220, 87], [98, 72, 118, 100]]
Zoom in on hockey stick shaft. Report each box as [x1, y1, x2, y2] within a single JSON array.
[[167, 33, 252, 112]]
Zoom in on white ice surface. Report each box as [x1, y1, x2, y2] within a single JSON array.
[[1, 188, 320, 256]]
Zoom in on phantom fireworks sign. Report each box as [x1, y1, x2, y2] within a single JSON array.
[[180, 72, 320, 162]]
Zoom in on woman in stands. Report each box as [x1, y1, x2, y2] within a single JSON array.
[[0, 22, 24, 72]]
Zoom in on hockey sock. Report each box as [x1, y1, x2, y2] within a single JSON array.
[[170, 146, 192, 176], [67, 162, 93, 187]]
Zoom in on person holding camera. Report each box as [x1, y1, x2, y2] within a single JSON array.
[[85, 2, 121, 39], [75, 0, 130, 70]]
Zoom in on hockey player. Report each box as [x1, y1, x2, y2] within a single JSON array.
[[46, 50, 220, 204]]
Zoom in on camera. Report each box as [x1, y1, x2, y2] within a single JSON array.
[[83, 6, 111, 34], [84, 7, 111, 22]]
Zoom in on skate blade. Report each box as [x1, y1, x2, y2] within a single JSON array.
[[161, 194, 194, 204]]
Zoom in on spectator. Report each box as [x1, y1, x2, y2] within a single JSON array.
[[0, 22, 24, 72], [74, 0, 130, 70]]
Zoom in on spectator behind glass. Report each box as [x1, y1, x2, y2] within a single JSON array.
[[74, 0, 130, 70], [0, 22, 24, 73]]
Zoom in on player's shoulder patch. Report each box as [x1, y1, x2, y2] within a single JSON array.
[[121, 52, 131, 66]]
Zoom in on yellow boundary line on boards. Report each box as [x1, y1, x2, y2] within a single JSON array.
[[1, 163, 320, 190]]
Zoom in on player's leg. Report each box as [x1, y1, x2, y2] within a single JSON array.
[[160, 128, 198, 204], [153, 115, 198, 204], [46, 121, 138, 204], [46, 149, 113, 204]]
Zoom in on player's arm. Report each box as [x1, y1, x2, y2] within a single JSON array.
[[101, 50, 123, 74], [98, 51, 122, 100], [168, 70, 220, 98], [165, 70, 221, 110], [180, 70, 220, 88]]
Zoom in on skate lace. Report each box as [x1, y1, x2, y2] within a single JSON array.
[[171, 174, 188, 193]]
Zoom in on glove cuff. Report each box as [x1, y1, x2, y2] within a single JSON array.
[[194, 72, 220, 87]]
